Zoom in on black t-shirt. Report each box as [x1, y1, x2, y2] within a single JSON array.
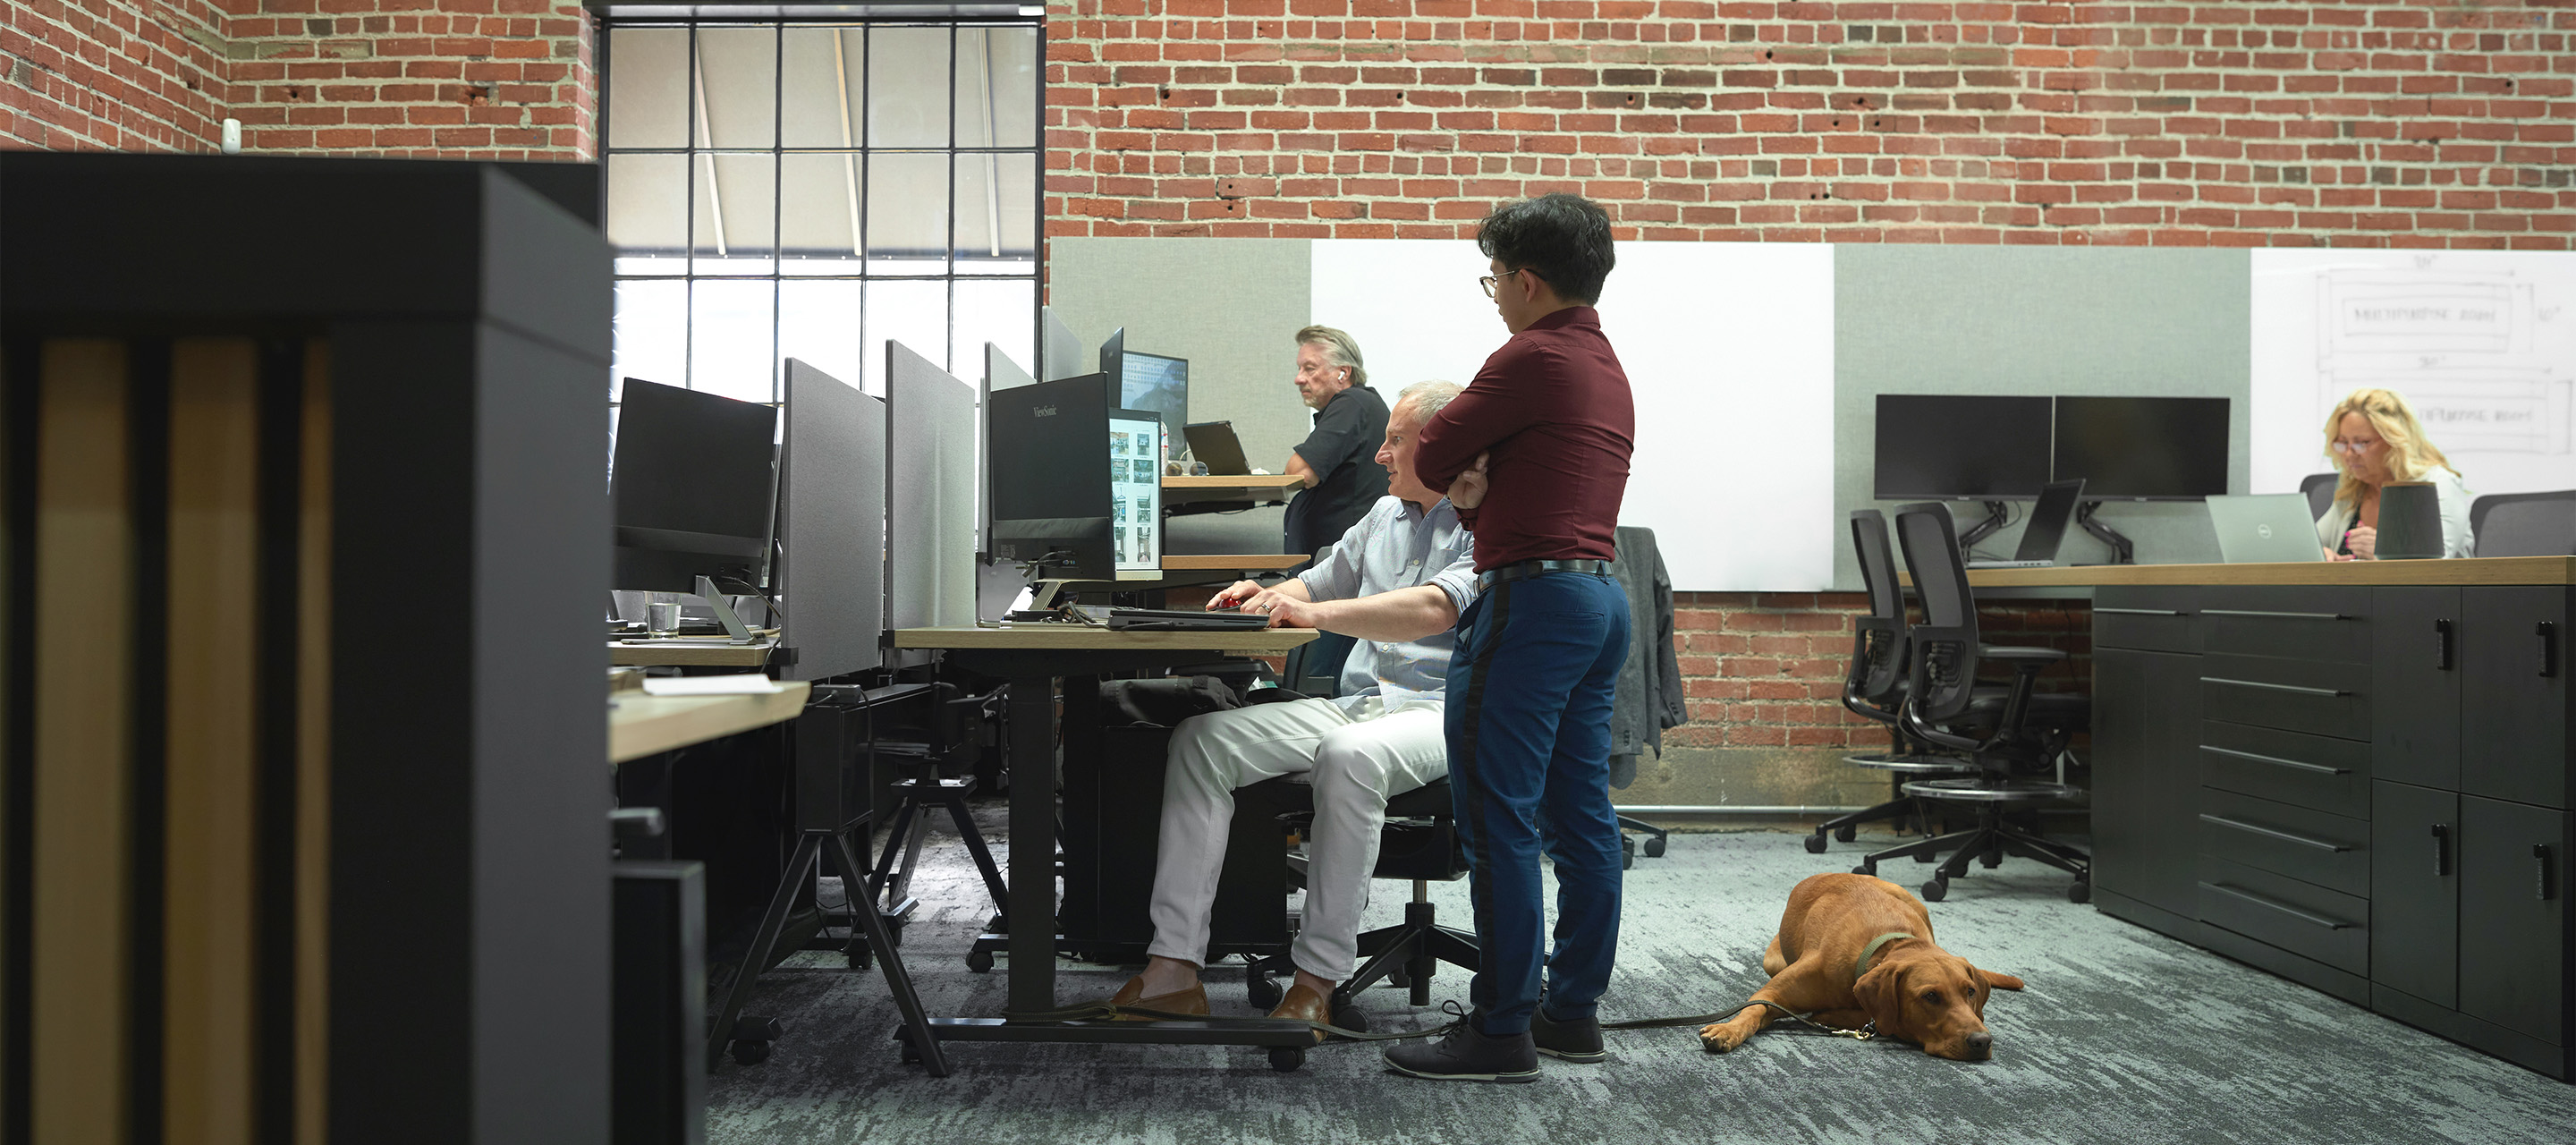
[[1283, 385, 1391, 557]]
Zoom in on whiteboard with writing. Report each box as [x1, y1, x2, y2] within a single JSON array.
[[1310, 240, 1837, 591], [2251, 250, 2576, 499]]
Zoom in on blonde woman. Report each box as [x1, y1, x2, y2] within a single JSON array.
[[2315, 388, 2473, 560]]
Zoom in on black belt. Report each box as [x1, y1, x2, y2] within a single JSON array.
[[1476, 558, 1613, 589]]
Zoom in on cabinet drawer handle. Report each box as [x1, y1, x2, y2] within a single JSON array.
[[2538, 844, 2555, 902], [2541, 622, 2559, 679], [2200, 676, 2349, 699], [2431, 824, 2448, 878], [2201, 745, 2350, 776], [2200, 881, 2351, 929], [2095, 607, 2189, 617], [2436, 618, 2453, 672], [2199, 813, 2351, 852], [2204, 609, 2351, 621]]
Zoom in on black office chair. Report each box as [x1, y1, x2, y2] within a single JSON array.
[[2301, 471, 2340, 521], [2470, 489, 2576, 557], [1237, 774, 1479, 1027], [1852, 503, 2091, 903], [1804, 510, 1976, 854]]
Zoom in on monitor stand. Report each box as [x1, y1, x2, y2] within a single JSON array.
[[2075, 502, 2136, 565], [1955, 501, 2011, 551], [692, 574, 760, 644]]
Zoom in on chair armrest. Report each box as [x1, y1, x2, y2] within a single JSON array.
[[1978, 645, 2067, 663]]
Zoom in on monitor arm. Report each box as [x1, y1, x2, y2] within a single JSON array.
[[2076, 502, 2136, 565], [1955, 501, 2011, 552]]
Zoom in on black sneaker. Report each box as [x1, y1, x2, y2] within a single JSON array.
[[1530, 1007, 1606, 1063], [1385, 1016, 1539, 1083]]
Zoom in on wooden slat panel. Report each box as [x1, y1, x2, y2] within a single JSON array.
[[164, 338, 258, 1145], [32, 339, 130, 1145], [295, 340, 329, 1145]]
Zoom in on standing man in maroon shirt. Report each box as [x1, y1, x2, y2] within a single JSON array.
[[1384, 193, 1636, 1082]]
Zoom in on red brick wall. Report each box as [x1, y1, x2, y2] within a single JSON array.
[[1043, 0, 2574, 249], [2, 0, 595, 159], [1674, 593, 2092, 754]]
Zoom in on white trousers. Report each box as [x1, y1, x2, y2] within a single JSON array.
[[1145, 696, 1449, 981]]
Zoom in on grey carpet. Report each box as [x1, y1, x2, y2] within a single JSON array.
[[708, 813, 2572, 1144]]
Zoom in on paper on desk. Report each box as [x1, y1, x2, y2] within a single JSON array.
[[640, 674, 788, 697]]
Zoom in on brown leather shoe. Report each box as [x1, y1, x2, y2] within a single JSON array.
[[1267, 980, 1334, 1044], [1105, 975, 1208, 1021]]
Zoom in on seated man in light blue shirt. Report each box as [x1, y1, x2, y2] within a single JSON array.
[[1106, 380, 1477, 1033]]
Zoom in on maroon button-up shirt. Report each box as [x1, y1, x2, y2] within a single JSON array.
[[1415, 306, 1635, 572]]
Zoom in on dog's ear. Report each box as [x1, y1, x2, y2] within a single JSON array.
[[1975, 965, 2025, 992], [1852, 963, 1906, 1035]]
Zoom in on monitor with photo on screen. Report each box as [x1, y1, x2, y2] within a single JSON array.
[[1872, 394, 2054, 500], [1110, 410, 1164, 577], [1119, 352, 1187, 462], [2052, 395, 2231, 501]]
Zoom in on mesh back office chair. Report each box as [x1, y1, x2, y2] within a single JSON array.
[[1851, 504, 2092, 903], [2470, 490, 2576, 557], [1237, 638, 1477, 1025], [1803, 511, 1975, 854], [2301, 471, 2340, 521]]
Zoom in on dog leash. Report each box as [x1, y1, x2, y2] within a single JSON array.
[[1600, 1000, 1882, 1043], [999, 998, 1877, 1047]]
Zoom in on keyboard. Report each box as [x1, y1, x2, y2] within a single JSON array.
[[1105, 607, 1272, 632]]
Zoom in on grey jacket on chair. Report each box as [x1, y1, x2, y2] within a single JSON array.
[[1607, 525, 1687, 789]]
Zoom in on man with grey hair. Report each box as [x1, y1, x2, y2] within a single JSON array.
[[1282, 325, 1392, 558], [1105, 380, 1472, 1033]]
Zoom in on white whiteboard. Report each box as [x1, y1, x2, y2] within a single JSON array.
[[2252, 250, 2576, 499], [1310, 240, 1836, 591]]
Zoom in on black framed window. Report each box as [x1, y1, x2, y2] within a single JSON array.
[[599, 18, 1040, 407]]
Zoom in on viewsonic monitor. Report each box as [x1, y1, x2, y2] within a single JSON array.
[[988, 373, 1116, 582]]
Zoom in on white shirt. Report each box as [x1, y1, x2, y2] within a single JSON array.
[[1296, 495, 1479, 715], [2315, 468, 2475, 558]]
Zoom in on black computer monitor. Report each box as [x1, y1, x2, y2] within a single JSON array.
[[987, 373, 1115, 581], [1872, 394, 2052, 500], [612, 377, 778, 594], [1097, 327, 1124, 394], [2053, 396, 2230, 501], [1120, 351, 1188, 460]]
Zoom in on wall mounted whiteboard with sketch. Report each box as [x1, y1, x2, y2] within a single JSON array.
[[2251, 250, 2576, 502]]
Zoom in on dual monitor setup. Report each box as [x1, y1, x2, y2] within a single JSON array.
[[1874, 394, 2231, 565]]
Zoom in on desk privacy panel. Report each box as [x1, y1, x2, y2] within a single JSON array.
[[1, 154, 613, 1145]]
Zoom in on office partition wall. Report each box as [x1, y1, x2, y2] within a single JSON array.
[[778, 359, 886, 680], [886, 341, 979, 632]]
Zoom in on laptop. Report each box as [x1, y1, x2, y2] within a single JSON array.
[[1105, 606, 1272, 632], [2207, 494, 2329, 564], [1967, 479, 2085, 569], [1183, 421, 1253, 476]]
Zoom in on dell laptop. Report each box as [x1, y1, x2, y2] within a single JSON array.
[[2207, 494, 2329, 564], [1182, 420, 1253, 476], [1967, 479, 2085, 569]]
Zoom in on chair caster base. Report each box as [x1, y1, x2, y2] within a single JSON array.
[[1921, 878, 1948, 903]]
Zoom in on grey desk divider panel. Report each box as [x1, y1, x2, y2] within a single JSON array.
[[779, 359, 886, 680], [987, 340, 1038, 392], [887, 341, 980, 632], [979, 343, 1039, 618], [1042, 304, 1089, 382]]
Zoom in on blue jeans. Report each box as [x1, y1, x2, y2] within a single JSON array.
[[1444, 569, 1631, 1035]]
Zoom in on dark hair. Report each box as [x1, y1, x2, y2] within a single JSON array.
[[1476, 193, 1615, 305]]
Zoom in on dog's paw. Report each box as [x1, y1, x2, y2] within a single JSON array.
[[1698, 1022, 1748, 1054]]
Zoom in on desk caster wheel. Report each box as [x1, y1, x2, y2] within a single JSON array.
[[1920, 878, 1948, 903], [966, 947, 995, 973], [847, 945, 871, 971], [1852, 861, 1877, 877], [1268, 1046, 1304, 1073], [1246, 964, 1284, 1010], [2067, 880, 2091, 904], [899, 1040, 924, 1066], [1830, 826, 1852, 844], [1645, 836, 1665, 857], [731, 1039, 770, 1065], [1804, 833, 1827, 854]]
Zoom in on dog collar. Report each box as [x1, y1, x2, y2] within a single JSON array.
[[1854, 931, 1919, 982]]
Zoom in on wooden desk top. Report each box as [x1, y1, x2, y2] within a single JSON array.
[[1945, 555, 2576, 589], [893, 624, 1318, 654], [608, 637, 778, 666], [1162, 554, 1306, 572], [608, 681, 809, 765], [1163, 474, 1303, 505]]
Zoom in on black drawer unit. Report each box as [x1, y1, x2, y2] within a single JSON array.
[[2094, 586, 2200, 654], [2461, 587, 2574, 810], [2374, 587, 2462, 791], [2199, 653, 2371, 741], [2199, 586, 2371, 664], [2198, 855, 2369, 976], [2201, 721, 2368, 818], [2370, 780, 2459, 1010], [2199, 787, 2369, 896], [2458, 795, 2572, 1046]]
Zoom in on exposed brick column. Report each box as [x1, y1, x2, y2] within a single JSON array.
[[0, 0, 231, 150]]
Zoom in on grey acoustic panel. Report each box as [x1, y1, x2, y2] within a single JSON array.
[[1041, 305, 1088, 383], [886, 340, 979, 631], [1834, 246, 2253, 586], [779, 359, 886, 680], [986, 341, 1036, 391]]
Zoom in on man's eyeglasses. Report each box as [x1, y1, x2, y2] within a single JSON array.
[[1478, 267, 1523, 299]]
